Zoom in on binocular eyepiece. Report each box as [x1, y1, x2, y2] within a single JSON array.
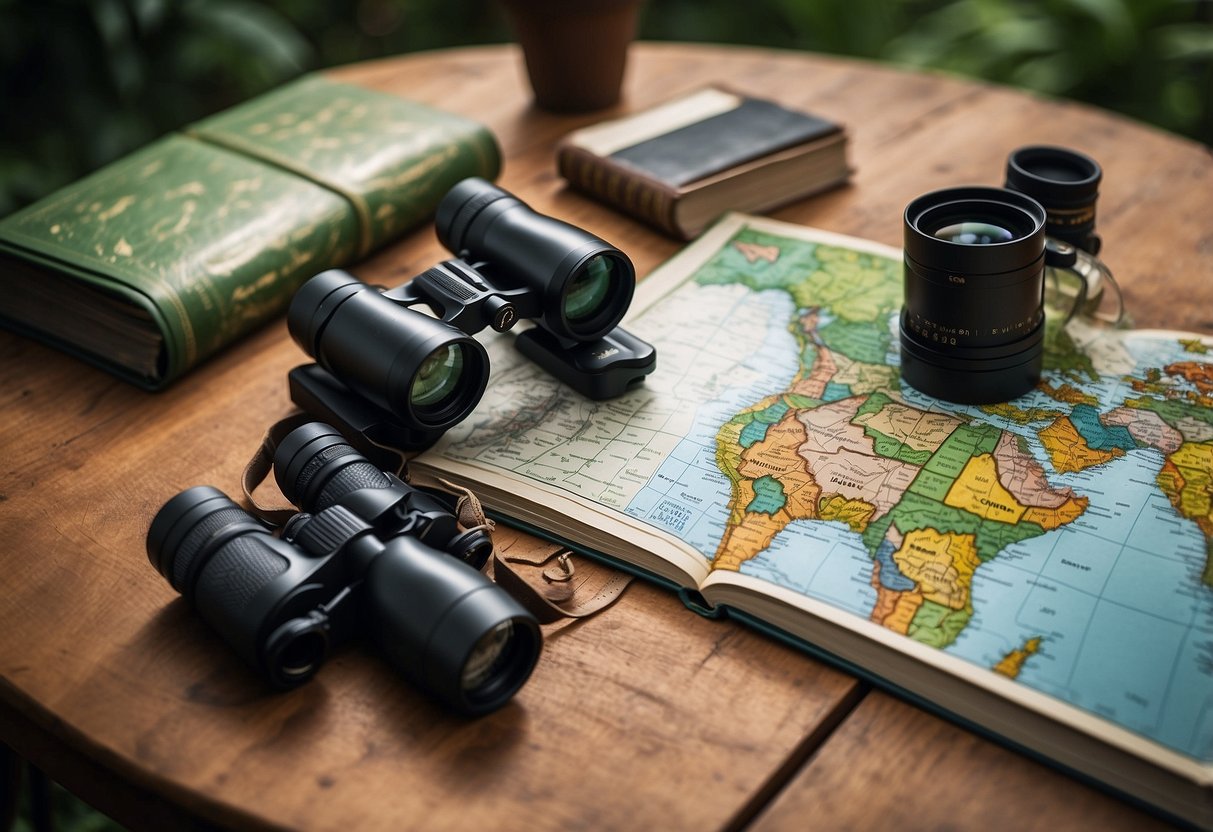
[[147, 422, 541, 715], [286, 178, 656, 453]]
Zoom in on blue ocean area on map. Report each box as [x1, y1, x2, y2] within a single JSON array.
[[623, 287, 802, 556], [945, 437, 1213, 759], [740, 521, 878, 619]]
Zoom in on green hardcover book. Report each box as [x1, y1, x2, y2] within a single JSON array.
[[0, 73, 501, 389]]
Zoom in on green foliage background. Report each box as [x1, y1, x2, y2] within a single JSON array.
[[1, 0, 1210, 217]]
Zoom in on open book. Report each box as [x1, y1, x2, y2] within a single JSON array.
[[413, 214, 1213, 827]]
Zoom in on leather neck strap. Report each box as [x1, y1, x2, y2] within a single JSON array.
[[240, 415, 630, 623]]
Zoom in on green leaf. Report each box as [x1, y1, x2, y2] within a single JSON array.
[[1157, 22, 1213, 60], [180, 0, 312, 78], [1012, 52, 1075, 93], [1053, 0, 1137, 51]]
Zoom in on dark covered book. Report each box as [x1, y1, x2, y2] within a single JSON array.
[[0, 73, 501, 389], [556, 86, 849, 238]]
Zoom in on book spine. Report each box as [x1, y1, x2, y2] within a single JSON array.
[[556, 143, 683, 237]]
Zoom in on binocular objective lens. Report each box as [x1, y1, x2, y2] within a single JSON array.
[[460, 619, 515, 693], [932, 221, 1015, 246], [563, 254, 615, 322], [411, 344, 466, 408]]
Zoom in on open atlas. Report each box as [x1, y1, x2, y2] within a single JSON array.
[[412, 214, 1213, 826]]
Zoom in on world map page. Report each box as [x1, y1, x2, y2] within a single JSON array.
[[438, 217, 1213, 765]]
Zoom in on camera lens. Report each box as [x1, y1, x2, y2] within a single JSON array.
[[900, 186, 1047, 404], [434, 178, 636, 342], [1005, 145, 1102, 254], [288, 270, 490, 431]]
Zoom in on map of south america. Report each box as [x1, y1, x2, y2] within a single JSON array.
[[707, 239, 1090, 650]]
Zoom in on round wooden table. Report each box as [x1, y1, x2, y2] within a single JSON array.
[[1, 44, 1208, 831]]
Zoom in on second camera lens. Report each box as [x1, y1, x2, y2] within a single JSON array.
[[1005, 145, 1102, 254]]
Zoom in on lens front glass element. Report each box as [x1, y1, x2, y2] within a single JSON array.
[[563, 255, 614, 322], [410, 344, 465, 408], [460, 620, 515, 693], [932, 221, 1015, 245]]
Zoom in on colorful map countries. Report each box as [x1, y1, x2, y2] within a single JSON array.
[[439, 220, 1213, 763]]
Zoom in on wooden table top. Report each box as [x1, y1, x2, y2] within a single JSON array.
[[2, 43, 1209, 831]]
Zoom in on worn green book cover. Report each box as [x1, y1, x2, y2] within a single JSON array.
[[0, 73, 501, 388]]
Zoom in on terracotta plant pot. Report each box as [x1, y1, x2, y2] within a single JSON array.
[[498, 0, 643, 112]]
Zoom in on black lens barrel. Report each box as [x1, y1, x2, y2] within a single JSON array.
[[1005, 145, 1102, 254], [147, 486, 326, 686], [904, 188, 1046, 351], [365, 535, 542, 715], [274, 421, 393, 513], [147, 486, 278, 598], [900, 186, 1047, 404]]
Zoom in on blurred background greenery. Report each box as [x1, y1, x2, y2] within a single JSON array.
[[0, 0, 1210, 217]]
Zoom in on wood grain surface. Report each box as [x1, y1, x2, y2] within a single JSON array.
[[751, 692, 1173, 832], [1, 43, 1209, 830]]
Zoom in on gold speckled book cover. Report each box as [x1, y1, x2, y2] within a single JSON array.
[[0, 74, 500, 388]]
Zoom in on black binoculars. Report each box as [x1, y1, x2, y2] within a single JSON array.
[[147, 422, 542, 715], [287, 178, 656, 453]]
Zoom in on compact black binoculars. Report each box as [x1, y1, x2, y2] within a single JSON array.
[[147, 422, 542, 715], [287, 178, 657, 452]]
